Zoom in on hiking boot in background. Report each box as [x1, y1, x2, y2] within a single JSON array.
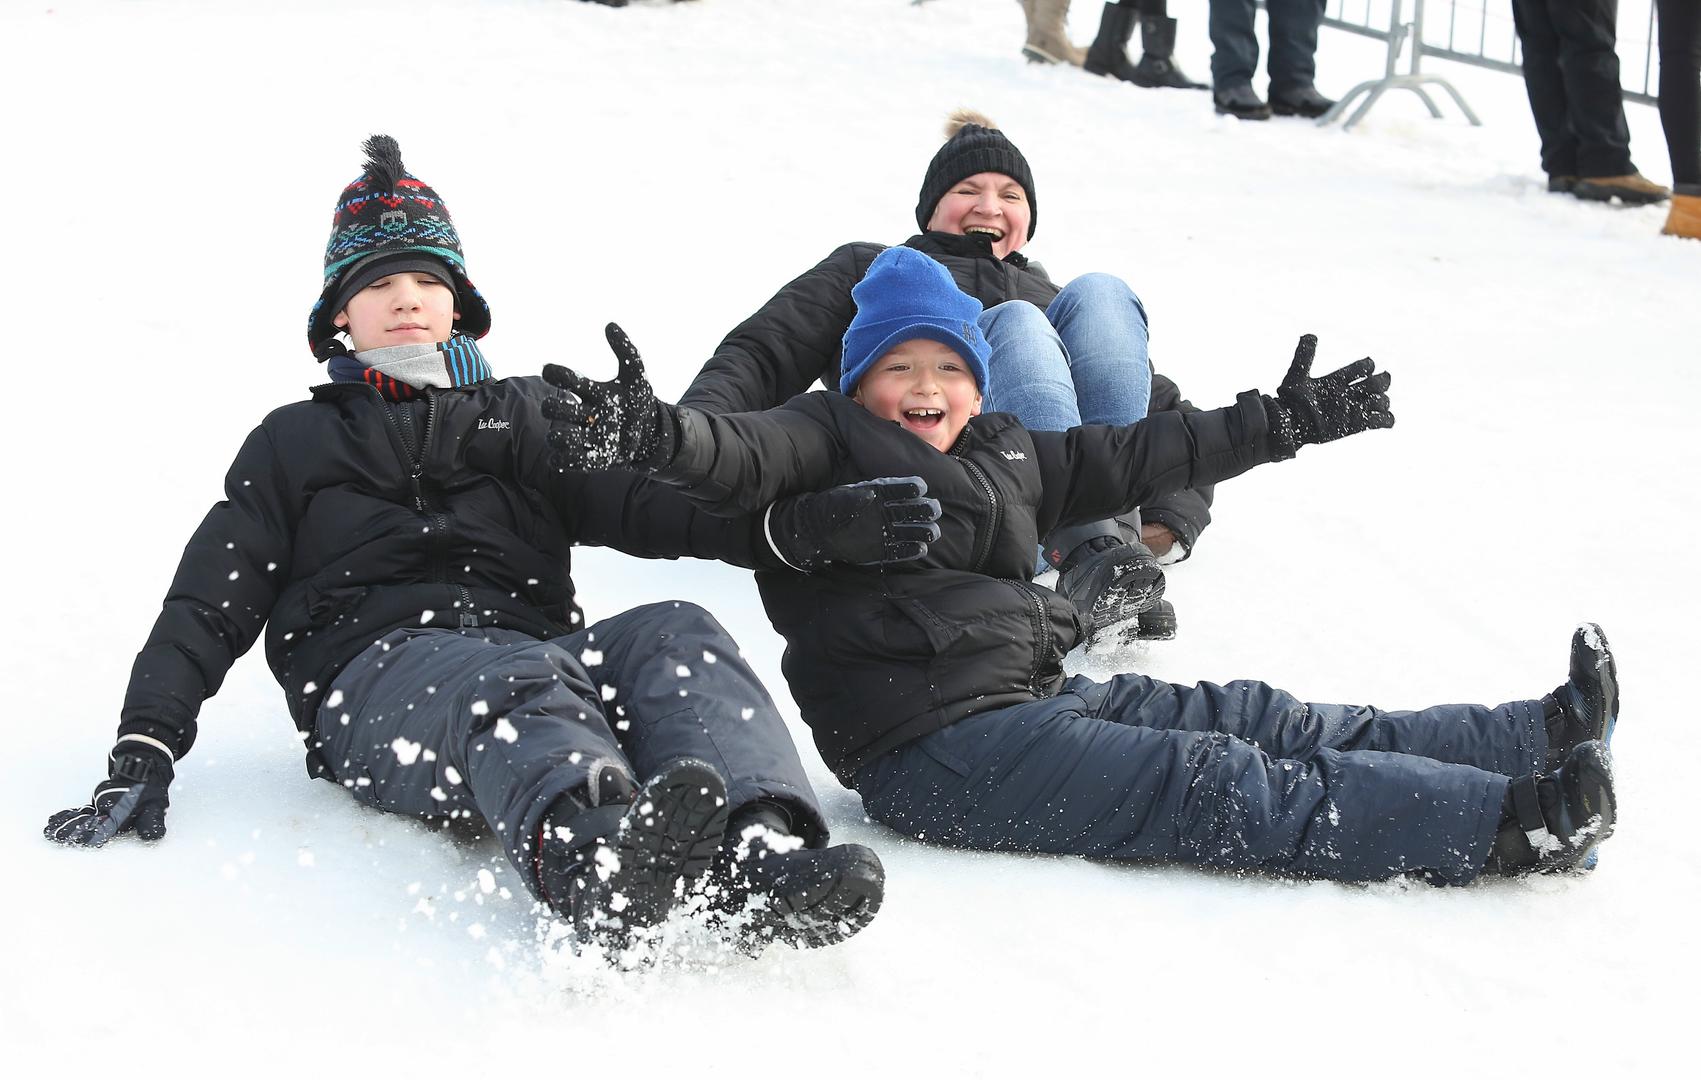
[[1663, 184, 1701, 239], [1573, 172, 1672, 205]]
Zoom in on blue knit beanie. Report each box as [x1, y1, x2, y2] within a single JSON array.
[[840, 248, 990, 395]]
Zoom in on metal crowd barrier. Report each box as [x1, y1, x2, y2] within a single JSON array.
[[1316, 0, 1662, 130]]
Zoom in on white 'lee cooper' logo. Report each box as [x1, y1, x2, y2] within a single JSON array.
[[478, 418, 511, 431], [1001, 450, 1026, 461]]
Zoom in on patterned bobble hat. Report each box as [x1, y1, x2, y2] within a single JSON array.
[[914, 110, 1037, 241], [307, 135, 491, 353]]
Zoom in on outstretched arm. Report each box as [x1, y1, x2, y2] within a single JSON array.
[[1034, 334, 1394, 533], [46, 423, 299, 846], [542, 324, 850, 515]]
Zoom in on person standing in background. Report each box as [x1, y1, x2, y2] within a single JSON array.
[[1206, 0, 1335, 120], [1512, 0, 1670, 204], [1657, 0, 1701, 237]]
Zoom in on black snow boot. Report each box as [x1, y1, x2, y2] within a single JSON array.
[[1084, 3, 1142, 83], [1268, 84, 1337, 119], [706, 802, 885, 953], [536, 758, 729, 947], [1054, 535, 1166, 646], [1131, 16, 1207, 89], [1542, 623, 1619, 771], [1213, 83, 1272, 120], [1484, 742, 1617, 876], [1128, 598, 1178, 641]]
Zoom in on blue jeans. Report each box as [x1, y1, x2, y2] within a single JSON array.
[[979, 273, 1153, 432], [1209, 0, 1325, 95], [980, 273, 1155, 568], [855, 674, 1544, 884]]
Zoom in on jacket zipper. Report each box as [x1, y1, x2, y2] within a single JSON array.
[[377, 391, 478, 627], [959, 457, 1002, 575], [1004, 579, 1052, 693]]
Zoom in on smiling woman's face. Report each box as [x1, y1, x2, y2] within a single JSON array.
[[924, 171, 1031, 258], [333, 272, 459, 351]]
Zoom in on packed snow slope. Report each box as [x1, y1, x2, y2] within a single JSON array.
[[2, 1, 1694, 1075]]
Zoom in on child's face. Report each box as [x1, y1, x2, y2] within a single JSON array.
[[333, 272, 459, 351], [853, 338, 982, 453], [925, 171, 1030, 259]]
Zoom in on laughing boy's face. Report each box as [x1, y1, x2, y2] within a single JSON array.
[[852, 337, 983, 453]]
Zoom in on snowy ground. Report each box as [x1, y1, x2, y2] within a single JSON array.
[[3, 1, 1695, 1075]]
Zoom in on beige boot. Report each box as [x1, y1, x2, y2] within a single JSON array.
[[1024, 0, 1087, 66], [1663, 191, 1701, 240], [1573, 172, 1672, 206]]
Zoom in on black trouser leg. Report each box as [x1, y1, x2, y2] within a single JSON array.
[[1658, 0, 1701, 186], [1550, 0, 1635, 176], [1513, 0, 1581, 176]]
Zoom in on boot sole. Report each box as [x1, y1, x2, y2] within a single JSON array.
[[1270, 102, 1332, 119], [1570, 627, 1616, 873], [747, 844, 886, 951], [605, 759, 730, 931], [1213, 104, 1271, 120], [1082, 553, 1166, 644]]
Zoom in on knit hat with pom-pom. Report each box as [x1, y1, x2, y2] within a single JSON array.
[[307, 135, 491, 354], [914, 109, 1037, 240]]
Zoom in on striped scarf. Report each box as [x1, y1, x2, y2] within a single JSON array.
[[328, 336, 492, 400]]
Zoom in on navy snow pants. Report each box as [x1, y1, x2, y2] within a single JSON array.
[[854, 674, 1547, 884], [313, 602, 824, 901]]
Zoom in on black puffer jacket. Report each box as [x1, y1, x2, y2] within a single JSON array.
[[117, 377, 777, 771], [658, 393, 1284, 781], [680, 231, 1216, 552]]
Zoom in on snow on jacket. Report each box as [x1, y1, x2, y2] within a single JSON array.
[[657, 392, 1283, 781], [116, 376, 779, 772], [679, 230, 1216, 553]]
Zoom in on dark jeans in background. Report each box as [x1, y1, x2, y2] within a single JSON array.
[[1512, 0, 1636, 177], [1208, 0, 1326, 94], [1658, 0, 1701, 186]]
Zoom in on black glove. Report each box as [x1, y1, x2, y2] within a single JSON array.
[[44, 744, 175, 847], [542, 323, 679, 472], [766, 477, 942, 572], [1262, 333, 1394, 458]]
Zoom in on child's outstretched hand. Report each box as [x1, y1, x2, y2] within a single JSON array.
[[1262, 333, 1394, 458], [542, 323, 679, 472], [44, 745, 174, 848]]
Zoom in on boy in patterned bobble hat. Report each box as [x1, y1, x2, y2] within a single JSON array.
[[44, 135, 902, 959]]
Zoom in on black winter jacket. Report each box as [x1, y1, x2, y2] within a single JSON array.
[[658, 393, 1284, 781], [117, 376, 779, 772], [679, 231, 1216, 552]]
